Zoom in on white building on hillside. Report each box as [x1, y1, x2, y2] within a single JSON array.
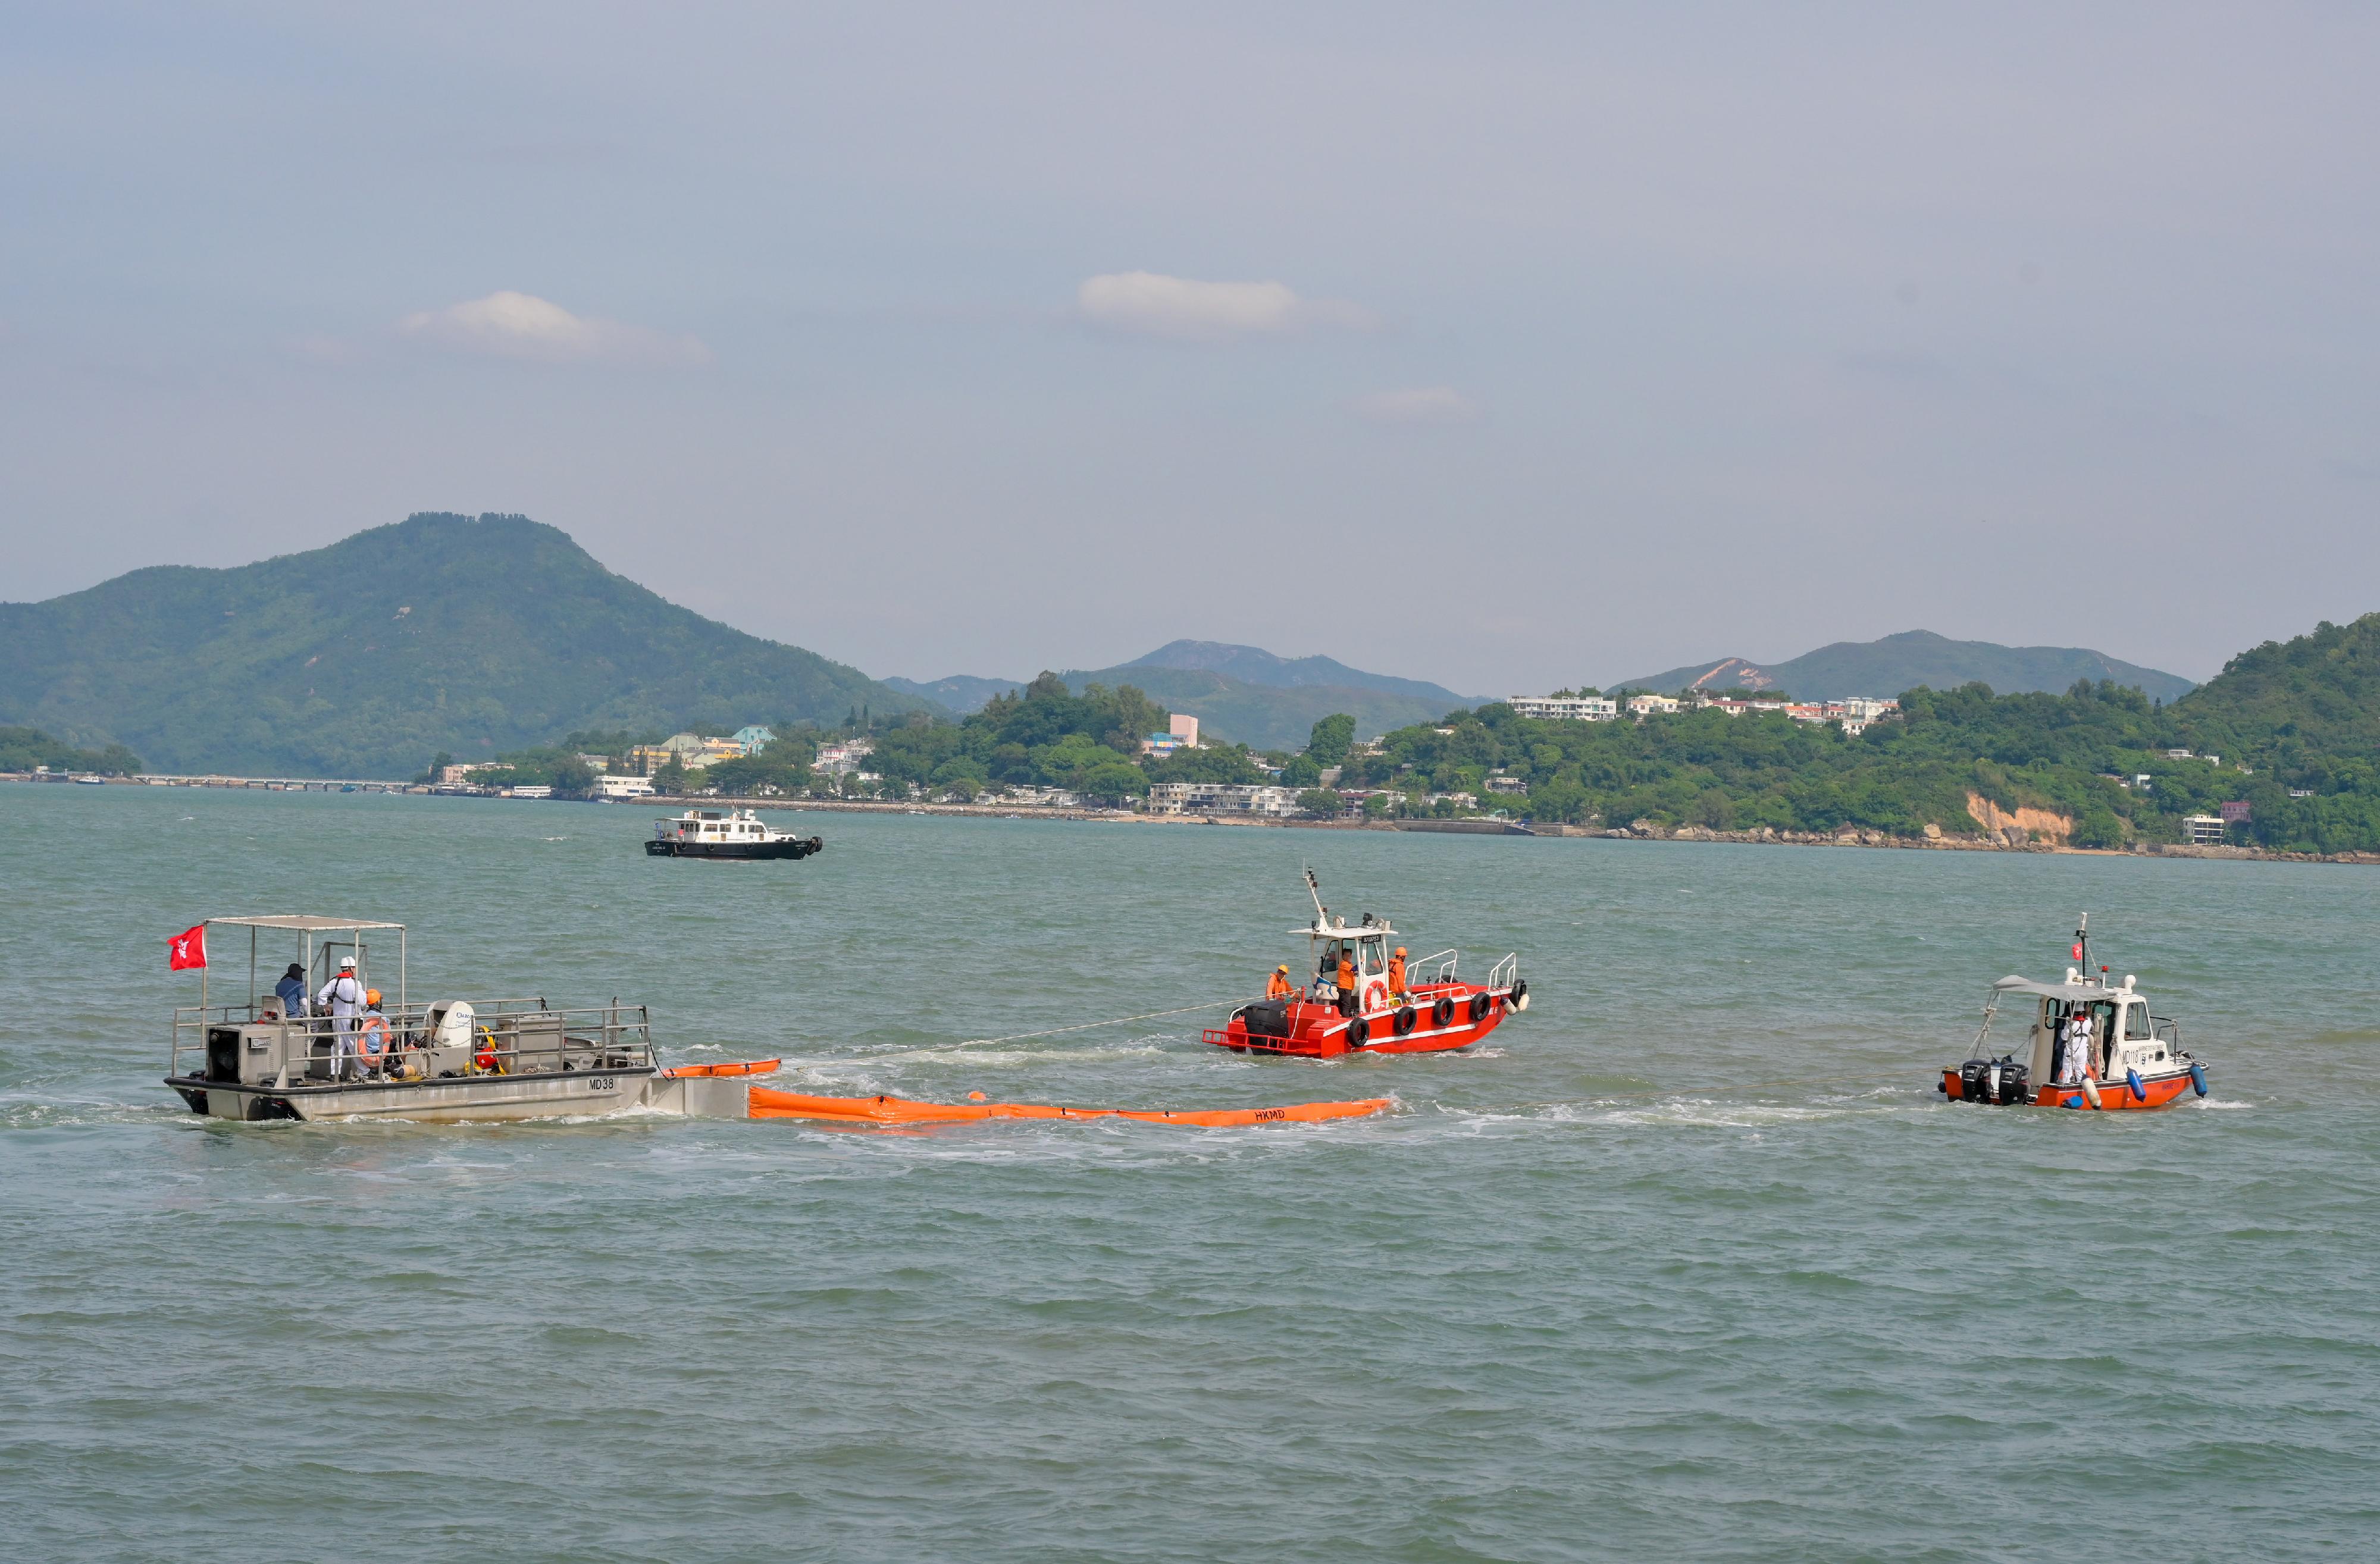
[[1507, 695, 1619, 722], [815, 739, 875, 777], [1626, 694, 1681, 716], [1145, 782, 1298, 817]]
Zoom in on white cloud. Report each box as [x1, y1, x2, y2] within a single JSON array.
[[397, 291, 711, 366], [1076, 271, 1374, 341], [1355, 386, 1477, 425]]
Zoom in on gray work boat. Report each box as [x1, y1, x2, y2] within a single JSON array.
[[163, 915, 735, 1123]]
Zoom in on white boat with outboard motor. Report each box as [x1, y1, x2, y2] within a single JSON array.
[[161, 915, 755, 1123], [1939, 913, 2211, 1111]]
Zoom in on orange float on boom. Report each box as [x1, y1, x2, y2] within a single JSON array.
[[747, 1086, 1389, 1128], [663, 1058, 782, 1079]]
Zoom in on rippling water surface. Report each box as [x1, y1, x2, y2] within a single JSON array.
[[3, 786, 2376, 1562]]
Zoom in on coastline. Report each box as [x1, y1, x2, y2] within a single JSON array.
[[12, 772, 2372, 865]]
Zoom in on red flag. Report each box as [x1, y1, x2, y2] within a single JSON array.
[[2071, 942, 2084, 960], [168, 924, 208, 971]]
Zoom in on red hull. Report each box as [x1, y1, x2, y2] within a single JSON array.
[[1205, 982, 1517, 1058], [1940, 1066, 2199, 1111]]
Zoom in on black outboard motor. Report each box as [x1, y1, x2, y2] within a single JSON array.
[[1238, 999, 1294, 1045], [1959, 1055, 2031, 1105]]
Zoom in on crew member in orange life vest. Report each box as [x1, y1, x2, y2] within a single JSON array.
[[1337, 951, 1355, 996], [1266, 964, 1295, 999], [1387, 947, 1407, 1001]]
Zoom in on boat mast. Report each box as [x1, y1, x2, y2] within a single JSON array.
[[1304, 866, 1329, 928], [2074, 911, 2091, 981]]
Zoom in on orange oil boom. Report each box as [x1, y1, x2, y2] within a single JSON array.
[[746, 1086, 1389, 1129], [662, 1058, 782, 1079]]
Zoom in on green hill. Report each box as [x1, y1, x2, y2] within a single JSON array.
[[1618, 629, 2196, 704], [1344, 613, 2378, 852], [0, 512, 928, 778], [1061, 665, 1460, 751], [891, 641, 1473, 749], [1066, 640, 1472, 750]]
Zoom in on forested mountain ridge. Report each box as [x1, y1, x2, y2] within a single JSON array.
[[889, 640, 1472, 747], [1114, 640, 1477, 703], [0, 513, 926, 778], [1349, 614, 2380, 852], [2165, 615, 2380, 784], [1618, 629, 2196, 704]]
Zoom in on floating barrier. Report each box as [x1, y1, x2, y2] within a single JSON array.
[[746, 1086, 1390, 1129], [663, 1058, 782, 1078]]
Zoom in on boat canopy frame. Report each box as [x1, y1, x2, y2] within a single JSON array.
[[182, 916, 409, 1044]]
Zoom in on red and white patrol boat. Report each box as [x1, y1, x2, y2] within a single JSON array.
[[1204, 872, 1527, 1058], [1940, 913, 2211, 1111]]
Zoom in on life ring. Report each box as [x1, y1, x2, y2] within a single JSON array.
[[1432, 995, 1455, 1027], [1346, 1017, 1370, 1048], [1393, 1005, 1417, 1036], [1469, 992, 1492, 1023], [356, 1014, 389, 1064], [1365, 981, 1388, 1013]]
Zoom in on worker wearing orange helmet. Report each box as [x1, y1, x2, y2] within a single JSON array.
[[1266, 964, 1295, 999]]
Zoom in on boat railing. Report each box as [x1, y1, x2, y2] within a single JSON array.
[[2153, 1017, 2182, 1050], [1488, 953, 1520, 991], [170, 999, 655, 1083], [1410, 949, 1460, 986]]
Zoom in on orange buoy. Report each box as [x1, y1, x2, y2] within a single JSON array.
[[746, 1087, 1389, 1129], [663, 1058, 782, 1079]]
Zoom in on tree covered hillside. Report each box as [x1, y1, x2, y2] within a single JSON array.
[[866, 673, 1268, 802], [1354, 615, 2380, 851], [0, 513, 926, 778]]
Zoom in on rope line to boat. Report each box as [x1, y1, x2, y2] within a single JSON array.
[[1503, 1074, 1911, 1105], [945, 996, 1261, 1050]]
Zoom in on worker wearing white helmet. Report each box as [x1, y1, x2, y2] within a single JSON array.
[[317, 957, 367, 1079]]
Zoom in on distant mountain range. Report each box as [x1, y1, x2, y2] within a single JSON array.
[[0, 513, 926, 777], [887, 640, 1480, 751], [4, 513, 2215, 779], [1615, 630, 2197, 704]]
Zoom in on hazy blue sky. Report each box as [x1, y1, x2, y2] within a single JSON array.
[[5, 2, 2376, 692]]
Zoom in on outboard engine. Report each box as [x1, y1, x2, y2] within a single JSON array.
[[1958, 1055, 2031, 1105], [1236, 999, 1294, 1044]]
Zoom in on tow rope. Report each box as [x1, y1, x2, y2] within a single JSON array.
[[947, 996, 1259, 1051]]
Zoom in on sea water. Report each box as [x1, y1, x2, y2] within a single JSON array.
[[1, 785, 2374, 1562]]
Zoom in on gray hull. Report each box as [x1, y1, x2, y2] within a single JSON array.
[[170, 1067, 665, 1123]]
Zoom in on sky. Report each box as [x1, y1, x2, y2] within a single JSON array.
[[4, 2, 2378, 694]]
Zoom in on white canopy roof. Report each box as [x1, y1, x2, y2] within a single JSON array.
[[1991, 974, 2131, 1002], [1294, 920, 1399, 936], [204, 916, 405, 932]]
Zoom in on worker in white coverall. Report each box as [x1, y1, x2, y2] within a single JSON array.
[[317, 957, 366, 1080], [2060, 1009, 2096, 1084]]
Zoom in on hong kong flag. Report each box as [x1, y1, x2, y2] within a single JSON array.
[[167, 924, 208, 971]]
